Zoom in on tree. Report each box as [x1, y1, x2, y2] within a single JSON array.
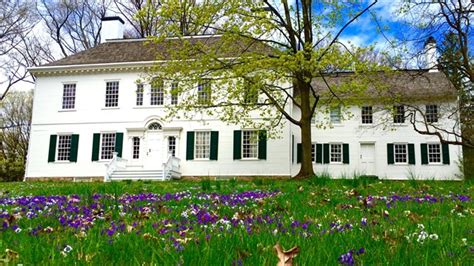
[[392, 0, 473, 147], [144, 0, 383, 178], [0, 91, 33, 181]]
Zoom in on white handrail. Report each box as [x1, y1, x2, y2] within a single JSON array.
[[104, 152, 128, 182], [162, 152, 181, 180]]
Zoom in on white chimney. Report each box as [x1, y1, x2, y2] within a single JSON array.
[[424, 36, 438, 72], [100, 16, 125, 43]]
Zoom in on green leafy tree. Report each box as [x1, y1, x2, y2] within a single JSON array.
[[0, 90, 33, 181], [143, 0, 384, 178]]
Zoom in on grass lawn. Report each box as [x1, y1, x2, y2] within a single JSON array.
[[0, 178, 472, 265]]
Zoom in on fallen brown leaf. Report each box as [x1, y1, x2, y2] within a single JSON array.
[[274, 243, 300, 266]]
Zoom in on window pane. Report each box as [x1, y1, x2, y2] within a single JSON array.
[[311, 144, 315, 162], [105, 81, 119, 107], [361, 106, 373, 124], [330, 144, 342, 163], [171, 82, 178, 105], [168, 136, 176, 156], [198, 82, 211, 104], [101, 133, 116, 160], [132, 137, 140, 159], [151, 79, 164, 105], [195, 132, 210, 159], [394, 144, 407, 163], [136, 84, 143, 106], [62, 84, 76, 109], [428, 144, 441, 163], [330, 106, 341, 124], [393, 105, 405, 123], [242, 130, 258, 158], [426, 104, 438, 123], [57, 135, 72, 161]]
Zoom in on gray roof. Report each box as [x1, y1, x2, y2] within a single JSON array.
[[43, 35, 272, 67]]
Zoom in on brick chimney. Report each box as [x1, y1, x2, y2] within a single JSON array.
[[100, 16, 125, 43]]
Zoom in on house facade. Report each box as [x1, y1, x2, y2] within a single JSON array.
[[25, 18, 463, 181]]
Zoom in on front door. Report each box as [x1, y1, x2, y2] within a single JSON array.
[[146, 131, 163, 168], [360, 143, 376, 175]]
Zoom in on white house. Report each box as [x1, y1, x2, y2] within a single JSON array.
[[25, 17, 463, 181]]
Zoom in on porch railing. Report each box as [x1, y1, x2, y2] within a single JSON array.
[[104, 152, 128, 182], [162, 152, 181, 180]]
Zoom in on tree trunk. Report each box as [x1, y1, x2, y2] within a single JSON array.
[[294, 79, 315, 179]]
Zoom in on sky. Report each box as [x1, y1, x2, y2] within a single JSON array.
[[1, 0, 458, 94]]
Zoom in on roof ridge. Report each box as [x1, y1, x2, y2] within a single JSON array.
[[106, 34, 224, 43]]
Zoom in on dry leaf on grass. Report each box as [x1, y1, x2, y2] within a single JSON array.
[[274, 243, 299, 266]]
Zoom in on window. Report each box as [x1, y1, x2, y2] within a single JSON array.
[[100, 133, 116, 160], [57, 135, 72, 161], [428, 143, 441, 163], [242, 130, 258, 159], [311, 144, 316, 162], [394, 144, 408, 164], [195, 131, 210, 159], [330, 106, 341, 124], [243, 81, 258, 104], [105, 81, 119, 107], [148, 122, 162, 130], [197, 82, 211, 104], [151, 79, 164, 105], [171, 82, 178, 105], [132, 137, 140, 159], [361, 106, 373, 124], [62, 84, 76, 109], [136, 84, 143, 106], [426, 104, 438, 123], [330, 143, 342, 163], [393, 105, 405, 123], [168, 136, 176, 156]]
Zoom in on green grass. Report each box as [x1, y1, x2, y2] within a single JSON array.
[[0, 179, 472, 265]]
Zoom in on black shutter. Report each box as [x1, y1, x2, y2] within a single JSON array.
[[421, 144, 428, 165], [115, 133, 123, 157], [258, 130, 267, 160], [387, 143, 394, 165], [92, 133, 100, 161], [210, 131, 219, 160], [233, 130, 242, 160], [70, 134, 79, 162], [48, 135, 57, 162], [316, 144, 323, 163], [323, 144, 329, 164], [343, 144, 349, 164], [186, 131, 194, 160], [291, 135, 294, 163], [442, 143, 450, 164], [296, 143, 302, 163], [408, 143, 415, 165]]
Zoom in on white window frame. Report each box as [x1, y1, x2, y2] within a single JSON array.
[[132, 136, 140, 160], [150, 80, 164, 106], [197, 82, 211, 104], [427, 143, 442, 164], [194, 131, 210, 159], [330, 106, 342, 124], [361, 106, 373, 124], [136, 84, 144, 106], [393, 105, 405, 124], [56, 134, 72, 162], [426, 104, 439, 123], [311, 143, 316, 163], [168, 136, 177, 157], [242, 130, 259, 159], [393, 143, 408, 164], [62, 83, 76, 110], [100, 132, 116, 160], [171, 82, 178, 105], [329, 143, 342, 164], [105, 81, 119, 108]]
